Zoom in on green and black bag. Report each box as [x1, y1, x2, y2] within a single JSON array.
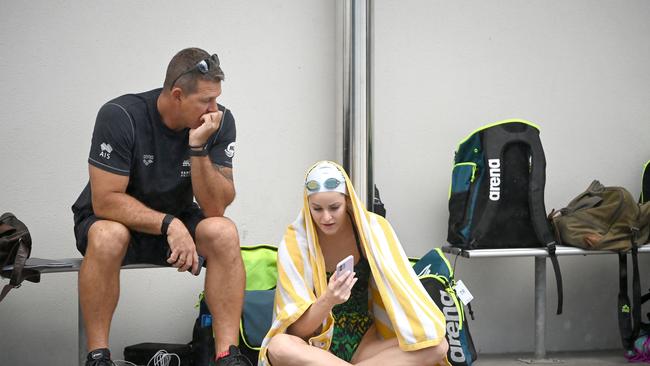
[[191, 244, 278, 364], [413, 248, 477, 366], [447, 119, 563, 313], [549, 180, 650, 356]]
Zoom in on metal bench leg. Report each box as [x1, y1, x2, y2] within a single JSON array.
[[519, 257, 562, 364], [534, 256, 546, 360], [79, 299, 86, 366]]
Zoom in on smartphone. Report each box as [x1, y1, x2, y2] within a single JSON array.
[[335, 255, 355, 276], [166, 248, 205, 276]]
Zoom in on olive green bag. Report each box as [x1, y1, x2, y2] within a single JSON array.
[[549, 180, 650, 355], [549, 180, 650, 251]]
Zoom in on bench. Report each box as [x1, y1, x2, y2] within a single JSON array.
[[441, 244, 650, 364], [2, 257, 165, 366]]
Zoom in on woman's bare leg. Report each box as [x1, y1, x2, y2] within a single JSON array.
[[267, 334, 350, 366], [350, 325, 395, 363], [352, 326, 449, 366]]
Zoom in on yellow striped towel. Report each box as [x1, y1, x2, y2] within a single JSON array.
[[258, 161, 449, 366]]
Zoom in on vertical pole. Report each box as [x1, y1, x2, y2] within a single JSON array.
[[366, 0, 374, 210], [534, 256, 546, 359], [341, 0, 373, 208]]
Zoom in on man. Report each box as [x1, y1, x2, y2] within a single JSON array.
[[72, 48, 251, 366]]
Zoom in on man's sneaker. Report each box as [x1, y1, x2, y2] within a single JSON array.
[[85, 348, 115, 366], [212, 345, 253, 366]]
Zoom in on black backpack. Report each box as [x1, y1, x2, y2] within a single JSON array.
[[0, 212, 40, 303], [446, 119, 563, 314]]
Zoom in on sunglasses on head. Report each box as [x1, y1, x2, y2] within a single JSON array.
[[169, 54, 220, 90], [306, 178, 343, 192]]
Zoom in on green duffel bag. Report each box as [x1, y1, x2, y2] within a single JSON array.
[[549, 180, 650, 251]]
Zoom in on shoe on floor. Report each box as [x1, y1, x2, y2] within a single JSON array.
[[85, 348, 115, 366], [212, 345, 253, 366]]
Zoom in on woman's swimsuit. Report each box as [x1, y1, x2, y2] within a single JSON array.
[[326, 225, 374, 362]]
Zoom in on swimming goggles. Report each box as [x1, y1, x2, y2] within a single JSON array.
[[305, 177, 343, 192]]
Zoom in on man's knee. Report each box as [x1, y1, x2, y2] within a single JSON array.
[[196, 217, 239, 257], [267, 334, 301, 364], [86, 220, 130, 260]]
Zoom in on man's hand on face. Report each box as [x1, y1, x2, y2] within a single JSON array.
[[189, 110, 223, 147]]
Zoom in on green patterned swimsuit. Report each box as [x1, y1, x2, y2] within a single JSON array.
[[326, 229, 373, 362]]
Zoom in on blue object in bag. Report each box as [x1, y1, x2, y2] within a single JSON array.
[[413, 248, 477, 366]]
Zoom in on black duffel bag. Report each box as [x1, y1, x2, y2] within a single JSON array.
[[1, 212, 40, 303]]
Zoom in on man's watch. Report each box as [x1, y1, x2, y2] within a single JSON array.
[[189, 148, 209, 157], [161, 214, 175, 236]]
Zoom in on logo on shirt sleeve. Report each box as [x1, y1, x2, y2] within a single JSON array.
[[225, 142, 235, 158], [99, 143, 113, 160]]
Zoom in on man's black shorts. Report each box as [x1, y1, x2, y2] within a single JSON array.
[[73, 204, 205, 266]]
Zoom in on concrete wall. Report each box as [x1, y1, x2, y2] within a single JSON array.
[[1, 1, 649, 364], [0, 1, 336, 365]]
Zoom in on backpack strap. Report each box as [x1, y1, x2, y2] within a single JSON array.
[[544, 243, 563, 314], [9, 237, 29, 287], [0, 237, 36, 304], [0, 239, 27, 302], [618, 251, 633, 351], [618, 239, 642, 352], [525, 130, 564, 315], [631, 245, 641, 341]]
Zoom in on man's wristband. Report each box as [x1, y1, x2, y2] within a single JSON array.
[[189, 142, 208, 157], [189, 148, 209, 157], [161, 214, 175, 236]]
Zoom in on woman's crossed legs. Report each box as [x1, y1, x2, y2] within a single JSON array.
[[267, 325, 448, 366]]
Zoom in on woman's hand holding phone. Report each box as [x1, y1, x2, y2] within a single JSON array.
[[323, 255, 357, 307]]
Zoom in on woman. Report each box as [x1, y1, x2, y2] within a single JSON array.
[[259, 161, 449, 366]]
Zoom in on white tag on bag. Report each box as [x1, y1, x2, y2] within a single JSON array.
[[454, 280, 474, 305]]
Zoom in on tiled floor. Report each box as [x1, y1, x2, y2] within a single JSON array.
[[474, 350, 633, 365]]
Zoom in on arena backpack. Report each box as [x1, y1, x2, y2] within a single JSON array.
[[413, 248, 477, 366], [549, 180, 650, 359], [0, 212, 40, 303], [447, 119, 563, 314]]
